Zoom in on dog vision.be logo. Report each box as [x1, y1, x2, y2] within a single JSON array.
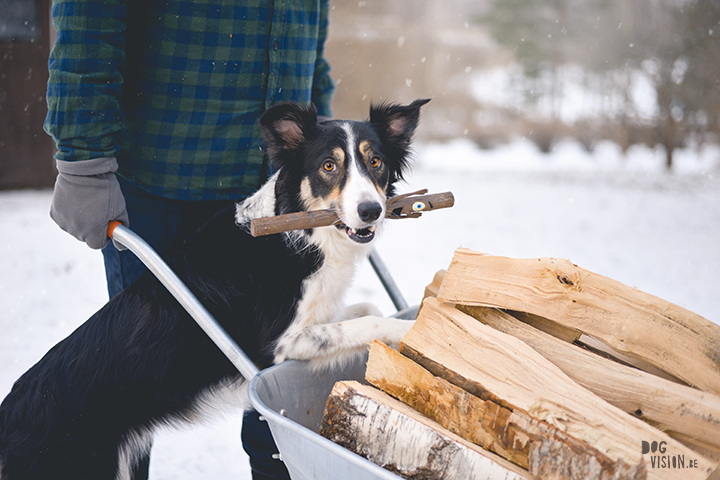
[[641, 440, 701, 469]]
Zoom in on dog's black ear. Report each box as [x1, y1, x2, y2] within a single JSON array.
[[260, 102, 318, 155], [370, 98, 430, 149], [370, 99, 430, 189]]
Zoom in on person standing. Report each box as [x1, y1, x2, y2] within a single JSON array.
[[44, 1, 335, 478]]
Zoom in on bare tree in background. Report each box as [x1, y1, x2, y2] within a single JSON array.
[[478, 0, 720, 169], [615, 0, 720, 168]]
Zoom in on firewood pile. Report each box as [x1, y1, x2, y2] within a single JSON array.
[[319, 248, 720, 480]]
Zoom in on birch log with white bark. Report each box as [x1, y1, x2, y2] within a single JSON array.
[[319, 380, 532, 480]]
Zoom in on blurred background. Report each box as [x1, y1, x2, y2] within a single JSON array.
[[2, 0, 719, 189], [325, 0, 720, 168]]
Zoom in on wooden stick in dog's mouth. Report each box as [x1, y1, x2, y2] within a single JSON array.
[[249, 190, 455, 237]]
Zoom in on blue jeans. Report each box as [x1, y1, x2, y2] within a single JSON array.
[[102, 176, 289, 480]]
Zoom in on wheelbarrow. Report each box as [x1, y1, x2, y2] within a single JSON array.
[[108, 221, 413, 480]]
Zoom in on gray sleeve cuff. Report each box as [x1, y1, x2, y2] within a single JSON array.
[[55, 157, 118, 176]]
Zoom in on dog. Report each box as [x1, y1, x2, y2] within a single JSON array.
[[0, 99, 429, 479]]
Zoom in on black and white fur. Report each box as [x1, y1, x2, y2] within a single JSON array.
[[0, 99, 430, 480]]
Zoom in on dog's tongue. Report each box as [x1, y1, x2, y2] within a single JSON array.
[[346, 226, 375, 244]]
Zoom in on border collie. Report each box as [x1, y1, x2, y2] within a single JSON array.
[[0, 99, 429, 479]]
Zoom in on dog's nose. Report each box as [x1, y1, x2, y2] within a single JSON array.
[[357, 201, 383, 222]]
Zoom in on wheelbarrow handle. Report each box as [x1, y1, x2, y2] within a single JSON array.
[[368, 249, 408, 312], [107, 221, 260, 381]]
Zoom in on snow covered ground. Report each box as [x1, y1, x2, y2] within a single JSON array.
[[1, 138, 719, 478]]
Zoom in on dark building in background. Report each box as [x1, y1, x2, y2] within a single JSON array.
[[0, 0, 55, 190]]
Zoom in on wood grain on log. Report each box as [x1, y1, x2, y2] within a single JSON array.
[[320, 380, 532, 480], [366, 340, 640, 480], [458, 305, 720, 457], [437, 248, 720, 395], [400, 298, 718, 480]]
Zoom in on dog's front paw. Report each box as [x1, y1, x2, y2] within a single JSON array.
[[380, 318, 415, 349], [342, 302, 383, 319]]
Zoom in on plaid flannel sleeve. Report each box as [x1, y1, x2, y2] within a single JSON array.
[[44, 0, 127, 162], [311, 0, 334, 118], [44, 0, 335, 200]]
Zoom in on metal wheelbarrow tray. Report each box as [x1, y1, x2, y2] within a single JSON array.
[[249, 305, 416, 480], [108, 221, 410, 480], [249, 350, 401, 480]]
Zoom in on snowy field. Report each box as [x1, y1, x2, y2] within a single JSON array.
[[1, 138, 719, 478]]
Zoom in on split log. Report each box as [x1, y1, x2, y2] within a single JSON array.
[[422, 269, 580, 344], [422, 269, 446, 302], [319, 380, 532, 480], [575, 333, 683, 384], [436, 248, 720, 395], [507, 310, 582, 344], [457, 305, 720, 455], [400, 298, 718, 480], [418, 269, 447, 316], [366, 340, 639, 480], [422, 270, 720, 457]]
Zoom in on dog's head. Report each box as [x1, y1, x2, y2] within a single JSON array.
[[260, 99, 430, 244]]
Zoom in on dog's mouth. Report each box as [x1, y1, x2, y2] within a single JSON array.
[[336, 224, 377, 244]]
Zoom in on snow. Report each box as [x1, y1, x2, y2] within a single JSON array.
[[1, 139, 719, 477]]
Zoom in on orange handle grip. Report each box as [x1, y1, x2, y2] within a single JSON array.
[[107, 220, 122, 239]]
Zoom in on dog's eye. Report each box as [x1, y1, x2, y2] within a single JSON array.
[[323, 160, 336, 172], [369, 157, 382, 169]]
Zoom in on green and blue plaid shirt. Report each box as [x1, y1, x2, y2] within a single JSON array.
[[44, 0, 335, 201]]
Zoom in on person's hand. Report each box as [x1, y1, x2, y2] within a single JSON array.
[[50, 157, 129, 250]]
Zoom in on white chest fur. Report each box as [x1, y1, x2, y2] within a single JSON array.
[[272, 226, 377, 366], [293, 226, 371, 328]]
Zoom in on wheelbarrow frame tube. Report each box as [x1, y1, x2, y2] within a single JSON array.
[[369, 248, 408, 312]]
